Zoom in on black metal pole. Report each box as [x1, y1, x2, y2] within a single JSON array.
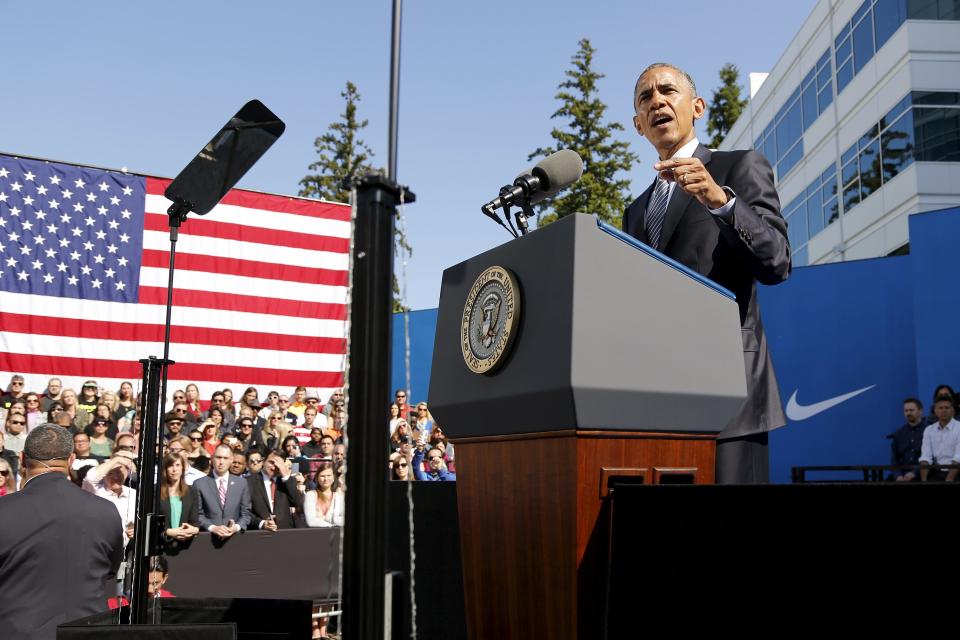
[[341, 174, 414, 640], [387, 0, 403, 179]]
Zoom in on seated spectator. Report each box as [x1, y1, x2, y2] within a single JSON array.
[[167, 436, 206, 485], [240, 386, 261, 414], [235, 414, 266, 454], [327, 405, 345, 441], [389, 419, 420, 454], [60, 389, 90, 432], [39, 377, 63, 412], [88, 418, 114, 458], [247, 449, 303, 530], [302, 427, 326, 460], [230, 450, 248, 477], [202, 393, 234, 434], [412, 445, 457, 482], [108, 556, 175, 608], [82, 452, 138, 544], [0, 374, 26, 409], [3, 413, 27, 456], [289, 386, 308, 422], [77, 380, 100, 416], [414, 402, 434, 436], [0, 431, 20, 481], [168, 401, 197, 430], [429, 424, 455, 464], [86, 403, 119, 440], [323, 389, 344, 418], [159, 452, 200, 548], [261, 411, 291, 451], [247, 451, 265, 477], [888, 398, 926, 479], [221, 388, 236, 417], [276, 395, 298, 425], [919, 396, 960, 481], [281, 436, 313, 477], [0, 457, 16, 495], [164, 413, 186, 443], [333, 443, 346, 466], [184, 383, 202, 419], [200, 420, 221, 456], [303, 463, 344, 527], [70, 432, 103, 485], [115, 381, 137, 425], [186, 428, 209, 466], [194, 444, 252, 539], [388, 402, 402, 433], [258, 390, 281, 422], [389, 454, 411, 482], [24, 393, 44, 430]]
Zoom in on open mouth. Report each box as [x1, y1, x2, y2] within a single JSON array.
[[651, 114, 673, 128]]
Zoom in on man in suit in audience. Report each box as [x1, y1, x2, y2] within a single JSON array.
[[0, 424, 123, 640], [248, 450, 303, 530], [195, 443, 251, 538]]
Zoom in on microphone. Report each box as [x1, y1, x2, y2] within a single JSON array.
[[484, 149, 583, 211]]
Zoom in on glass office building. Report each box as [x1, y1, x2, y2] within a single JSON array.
[[719, 0, 960, 266]]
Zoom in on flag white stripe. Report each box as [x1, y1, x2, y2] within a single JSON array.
[[145, 195, 352, 238], [0, 332, 345, 372], [138, 267, 348, 304], [0, 291, 348, 338], [142, 230, 350, 271]]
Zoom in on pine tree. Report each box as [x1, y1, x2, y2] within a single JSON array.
[[528, 38, 638, 228], [706, 63, 748, 149], [299, 82, 411, 312], [299, 82, 376, 202]]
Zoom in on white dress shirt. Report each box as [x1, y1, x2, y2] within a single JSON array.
[[919, 418, 960, 465], [651, 137, 737, 220]]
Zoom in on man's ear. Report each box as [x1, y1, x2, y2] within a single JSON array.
[[633, 114, 645, 137], [692, 96, 706, 122]]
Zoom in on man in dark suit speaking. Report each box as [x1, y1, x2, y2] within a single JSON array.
[[0, 424, 124, 640], [623, 63, 791, 483]]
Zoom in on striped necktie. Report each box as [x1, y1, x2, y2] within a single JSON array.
[[645, 178, 671, 249], [218, 477, 227, 508]]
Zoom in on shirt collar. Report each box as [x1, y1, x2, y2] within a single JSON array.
[[671, 137, 700, 160]]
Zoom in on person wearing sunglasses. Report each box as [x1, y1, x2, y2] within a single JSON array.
[[0, 431, 20, 482], [411, 441, 456, 482], [0, 457, 16, 495], [1, 374, 26, 410], [389, 453, 411, 482], [3, 413, 28, 455]]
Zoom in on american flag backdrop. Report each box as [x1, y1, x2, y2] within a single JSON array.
[[0, 153, 350, 403]]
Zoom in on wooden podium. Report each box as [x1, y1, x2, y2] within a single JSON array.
[[429, 214, 747, 639]]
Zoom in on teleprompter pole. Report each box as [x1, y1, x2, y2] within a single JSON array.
[[341, 174, 414, 640]]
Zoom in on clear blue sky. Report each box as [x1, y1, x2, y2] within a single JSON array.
[[0, 0, 815, 310]]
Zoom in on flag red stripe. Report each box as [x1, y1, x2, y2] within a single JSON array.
[[143, 213, 350, 254], [0, 313, 346, 354], [138, 287, 348, 320], [146, 178, 350, 221], [0, 352, 344, 388], [140, 249, 349, 287]]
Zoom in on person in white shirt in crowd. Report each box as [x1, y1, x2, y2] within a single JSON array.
[[919, 396, 960, 482], [81, 450, 138, 544], [304, 462, 344, 528]]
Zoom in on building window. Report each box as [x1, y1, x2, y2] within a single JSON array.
[[783, 162, 839, 261], [913, 92, 960, 161], [907, 0, 960, 20]]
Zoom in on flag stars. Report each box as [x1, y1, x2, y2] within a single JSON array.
[[71, 227, 83, 237], [34, 210, 46, 220], [46, 224, 58, 234], [0, 218, 5, 228], [4, 257, 15, 268], [22, 220, 33, 231], [114, 281, 125, 291], [119, 233, 130, 243], [36, 185, 48, 196], [22, 195, 34, 206], [19, 245, 30, 255], [93, 254, 105, 264], [72, 202, 84, 213], [62, 189, 73, 199], [82, 241, 94, 252], [90, 278, 102, 289], [95, 230, 106, 240], [69, 251, 81, 261], [122, 185, 133, 196], [104, 267, 115, 279], [107, 219, 119, 230], [42, 273, 54, 284], [0, 192, 7, 203], [85, 192, 97, 203], [56, 262, 68, 272], [120, 209, 132, 219], [60, 213, 72, 223], [58, 238, 69, 248], [7, 231, 19, 242], [97, 205, 108, 216], [117, 256, 129, 267], [106, 243, 118, 254], [10, 206, 20, 216], [67, 275, 78, 286], [24, 171, 35, 182], [74, 178, 85, 189], [17, 270, 28, 281], [98, 182, 109, 192], [50, 175, 61, 185], [32, 235, 44, 245], [84, 216, 95, 226], [44, 248, 56, 259], [80, 265, 92, 275], [31, 259, 42, 270], [0, 167, 8, 178], [11, 181, 22, 192], [48, 199, 59, 209], [109, 196, 120, 206]]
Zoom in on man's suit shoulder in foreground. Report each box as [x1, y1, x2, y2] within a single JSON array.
[[624, 144, 791, 440], [0, 472, 123, 640]]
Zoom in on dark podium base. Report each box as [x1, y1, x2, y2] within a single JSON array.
[[454, 428, 715, 640]]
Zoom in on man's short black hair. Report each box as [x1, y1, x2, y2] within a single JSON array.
[[24, 424, 74, 461], [903, 397, 922, 409]]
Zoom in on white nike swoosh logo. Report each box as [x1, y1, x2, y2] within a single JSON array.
[[785, 385, 876, 421]]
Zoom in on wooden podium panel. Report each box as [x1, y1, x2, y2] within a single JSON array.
[[453, 429, 715, 640]]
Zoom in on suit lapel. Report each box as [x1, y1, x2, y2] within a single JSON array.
[[629, 178, 657, 244], [658, 144, 712, 252]]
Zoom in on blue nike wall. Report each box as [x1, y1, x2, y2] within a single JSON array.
[[392, 206, 960, 483]]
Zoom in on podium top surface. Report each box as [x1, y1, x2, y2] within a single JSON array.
[[595, 217, 735, 301]]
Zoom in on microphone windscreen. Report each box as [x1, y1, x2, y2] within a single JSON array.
[[534, 149, 584, 194]]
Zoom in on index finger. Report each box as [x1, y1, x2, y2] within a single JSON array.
[[653, 157, 700, 170]]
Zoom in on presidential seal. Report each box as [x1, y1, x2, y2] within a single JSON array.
[[461, 265, 521, 374]]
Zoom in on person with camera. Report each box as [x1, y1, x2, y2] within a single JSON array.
[[411, 438, 457, 482]]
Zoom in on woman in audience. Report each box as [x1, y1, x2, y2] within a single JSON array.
[[116, 381, 137, 424], [24, 393, 44, 430], [206, 407, 226, 438], [429, 424, 455, 470], [200, 419, 221, 456], [60, 389, 90, 432], [185, 428, 209, 465], [240, 387, 260, 413], [46, 402, 65, 424], [0, 458, 16, 496], [389, 419, 420, 453], [414, 402, 434, 435], [389, 454, 411, 482], [159, 453, 200, 549], [282, 435, 311, 476], [184, 383, 202, 418], [388, 402, 402, 433], [221, 388, 236, 416], [304, 462, 344, 527], [88, 417, 114, 458], [262, 411, 291, 451]]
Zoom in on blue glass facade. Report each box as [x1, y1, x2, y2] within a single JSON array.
[[786, 92, 960, 262]]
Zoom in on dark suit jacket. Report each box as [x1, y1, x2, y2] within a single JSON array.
[[0, 472, 123, 640], [623, 144, 791, 439], [246, 473, 304, 529], [159, 487, 200, 527], [194, 472, 252, 530]]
